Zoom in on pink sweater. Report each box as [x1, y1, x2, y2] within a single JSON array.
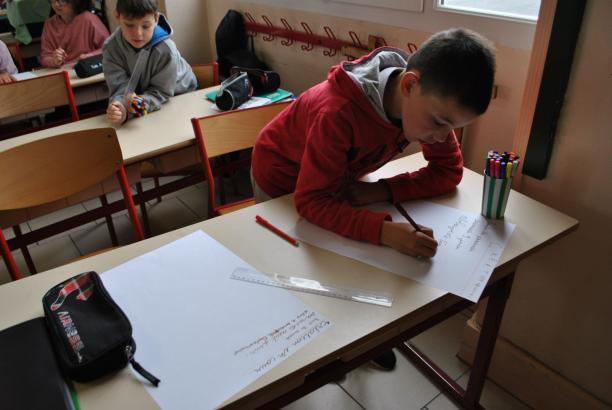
[[41, 12, 109, 67]]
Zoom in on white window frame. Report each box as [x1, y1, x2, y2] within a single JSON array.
[[434, 0, 539, 24]]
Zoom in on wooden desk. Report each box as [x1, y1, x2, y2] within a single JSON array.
[[0, 154, 578, 409], [0, 87, 218, 165], [33, 64, 105, 89]]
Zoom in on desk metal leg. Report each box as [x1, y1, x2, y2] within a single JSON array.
[[463, 272, 514, 407], [399, 272, 515, 410]]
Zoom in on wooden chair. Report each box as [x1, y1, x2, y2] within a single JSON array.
[[192, 62, 219, 90], [0, 71, 79, 139], [135, 62, 221, 234], [6, 41, 25, 72], [0, 128, 145, 281], [191, 101, 291, 218]]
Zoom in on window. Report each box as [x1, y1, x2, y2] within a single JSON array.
[[436, 0, 540, 22]]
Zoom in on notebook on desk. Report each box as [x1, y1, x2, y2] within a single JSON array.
[[205, 87, 293, 104], [0, 318, 75, 410]]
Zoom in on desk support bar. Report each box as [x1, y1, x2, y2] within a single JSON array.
[[399, 272, 515, 410]]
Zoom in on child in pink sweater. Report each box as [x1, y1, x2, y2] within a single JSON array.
[[41, 0, 109, 68]]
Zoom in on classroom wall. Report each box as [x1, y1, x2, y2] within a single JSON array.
[[497, 0, 612, 404], [202, 1, 533, 162]]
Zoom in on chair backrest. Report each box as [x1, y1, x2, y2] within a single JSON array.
[[0, 127, 144, 281], [192, 63, 219, 90], [0, 128, 122, 211], [6, 41, 25, 72], [0, 71, 79, 121], [191, 101, 290, 216]]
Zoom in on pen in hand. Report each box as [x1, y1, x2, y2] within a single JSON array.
[[394, 203, 423, 233]]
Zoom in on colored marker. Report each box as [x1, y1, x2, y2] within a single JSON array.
[[506, 161, 513, 178], [255, 215, 299, 247]]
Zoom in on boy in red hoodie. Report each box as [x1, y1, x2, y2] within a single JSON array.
[[252, 28, 495, 369], [253, 28, 495, 257]]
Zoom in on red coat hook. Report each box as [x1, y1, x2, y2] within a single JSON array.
[[323, 26, 338, 57], [349, 31, 365, 48], [261, 15, 275, 41], [280, 18, 294, 46], [300, 22, 315, 51], [406, 42, 418, 53], [244, 12, 258, 37]]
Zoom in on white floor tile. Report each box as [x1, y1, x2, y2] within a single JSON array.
[[176, 186, 209, 219], [339, 348, 441, 410], [2, 223, 31, 240], [70, 215, 140, 256], [27, 203, 96, 244], [408, 312, 470, 380], [27, 235, 81, 273], [426, 372, 531, 410], [140, 197, 199, 236], [0, 249, 29, 285], [282, 383, 364, 410]]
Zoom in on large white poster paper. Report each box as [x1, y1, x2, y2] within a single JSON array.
[[292, 201, 515, 302], [101, 231, 331, 410]]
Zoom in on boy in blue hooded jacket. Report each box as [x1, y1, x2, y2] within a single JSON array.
[[104, 0, 197, 124]]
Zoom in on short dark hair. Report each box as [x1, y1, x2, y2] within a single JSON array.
[[406, 28, 496, 115], [66, 0, 92, 15], [116, 0, 159, 19]]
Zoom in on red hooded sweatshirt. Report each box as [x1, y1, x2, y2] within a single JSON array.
[[252, 47, 463, 245]]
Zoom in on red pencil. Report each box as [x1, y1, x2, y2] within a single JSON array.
[[255, 215, 299, 247]]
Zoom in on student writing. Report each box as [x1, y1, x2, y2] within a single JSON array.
[[0, 40, 17, 84], [252, 28, 496, 260], [103, 0, 197, 124], [41, 0, 110, 68]]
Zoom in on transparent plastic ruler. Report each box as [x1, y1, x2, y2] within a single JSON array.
[[231, 267, 393, 307]]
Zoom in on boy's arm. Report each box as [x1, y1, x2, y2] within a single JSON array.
[[294, 111, 392, 245], [136, 45, 178, 112], [102, 44, 130, 105], [383, 132, 464, 203]]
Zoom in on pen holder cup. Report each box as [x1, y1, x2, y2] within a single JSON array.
[[481, 174, 512, 219]]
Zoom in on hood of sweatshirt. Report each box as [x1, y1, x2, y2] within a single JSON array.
[[145, 13, 172, 49], [327, 47, 410, 124]]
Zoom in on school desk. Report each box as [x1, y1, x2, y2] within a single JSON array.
[[0, 153, 578, 409], [0, 87, 221, 268], [0, 86, 219, 164], [32, 65, 107, 106]]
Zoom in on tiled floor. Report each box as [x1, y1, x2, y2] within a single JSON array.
[[0, 174, 530, 410]]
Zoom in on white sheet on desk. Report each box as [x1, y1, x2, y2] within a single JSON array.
[[101, 231, 331, 410], [291, 201, 515, 303], [13, 71, 37, 81]]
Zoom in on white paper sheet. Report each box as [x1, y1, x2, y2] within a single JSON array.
[[101, 231, 331, 410], [13, 71, 37, 81], [292, 201, 515, 302]]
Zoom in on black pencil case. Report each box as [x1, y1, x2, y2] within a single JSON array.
[[216, 71, 253, 111], [42, 271, 160, 386], [74, 54, 103, 78]]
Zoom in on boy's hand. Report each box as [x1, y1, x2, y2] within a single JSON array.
[[107, 101, 127, 124], [52, 48, 67, 67], [0, 72, 15, 84], [335, 180, 391, 206], [380, 221, 438, 258]]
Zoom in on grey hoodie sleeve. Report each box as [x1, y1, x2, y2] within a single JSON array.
[[103, 40, 131, 105]]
